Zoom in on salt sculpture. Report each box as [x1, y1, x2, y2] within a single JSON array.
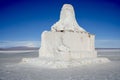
[[22, 4, 110, 68]]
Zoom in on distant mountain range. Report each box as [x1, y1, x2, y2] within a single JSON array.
[[0, 46, 120, 51], [0, 46, 39, 51], [95, 48, 120, 50]]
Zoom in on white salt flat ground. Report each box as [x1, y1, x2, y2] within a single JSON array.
[[0, 49, 120, 80]]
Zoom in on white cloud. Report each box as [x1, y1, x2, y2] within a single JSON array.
[[0, 41, 40, 48]]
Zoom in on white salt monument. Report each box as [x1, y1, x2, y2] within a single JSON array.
[[22, 4, 110, 68]]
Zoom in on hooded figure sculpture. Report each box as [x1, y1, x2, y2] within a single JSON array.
[[39, 4, 96, 60]]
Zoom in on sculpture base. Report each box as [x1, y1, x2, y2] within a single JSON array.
[[26, 31, 110, 68], [39, 31, 96, 60], [21, 57, 110, 68]]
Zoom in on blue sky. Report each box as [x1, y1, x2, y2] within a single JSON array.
[[0, 0, 120, 48]]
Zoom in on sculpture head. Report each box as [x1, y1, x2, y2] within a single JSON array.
[[51, 4, 86, 32], [60, 4, 75, 22]]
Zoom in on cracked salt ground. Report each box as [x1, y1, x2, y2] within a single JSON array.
[[0, 49, 120, 80], [0, 56, 120, 80]]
